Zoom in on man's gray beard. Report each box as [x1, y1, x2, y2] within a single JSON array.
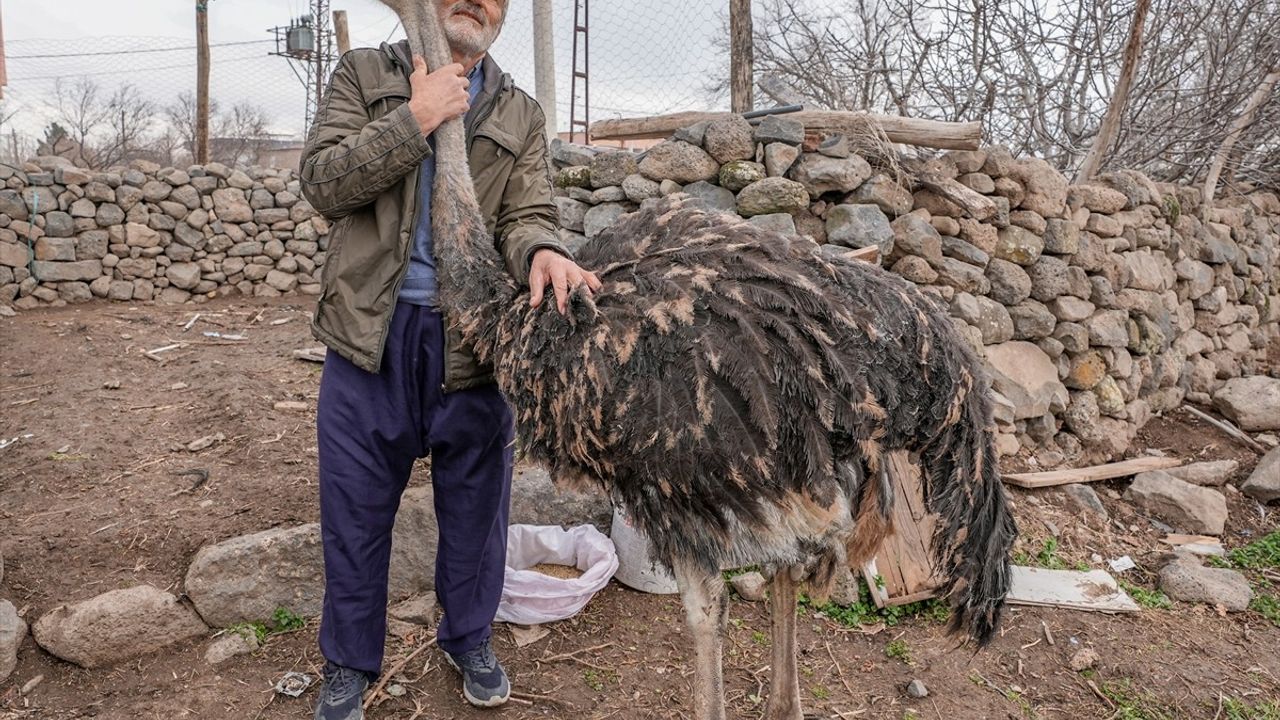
[[443, 12, 502, 58]]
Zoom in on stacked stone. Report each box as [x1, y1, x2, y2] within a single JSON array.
[[548, 124, 1280, 467], [0, 156, 329, 309]]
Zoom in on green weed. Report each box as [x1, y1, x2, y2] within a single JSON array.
[[1101, 680, 1174, 720], [884, 638, 912, 665], [1230, 531, 1280, 570], [1221, 697, 1280, 720], [1119, 581, 1172, 610], [1250, 594, 1280, 628], [270, 606, 306, 633]]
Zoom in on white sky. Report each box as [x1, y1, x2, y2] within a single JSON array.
[[3, 0, 730, 140]]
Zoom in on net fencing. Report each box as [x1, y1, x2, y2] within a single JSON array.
[[3, 0, 1276, 186]]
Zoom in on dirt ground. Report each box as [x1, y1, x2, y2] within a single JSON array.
[[1, 296, 1278, 720]]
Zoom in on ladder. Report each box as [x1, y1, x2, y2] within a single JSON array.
[[568, 0, 590, 144]]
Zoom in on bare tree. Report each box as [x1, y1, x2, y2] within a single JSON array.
[[214, 102, 271, 166], [49, 79, 156, 169], [747, 0, 1280, 189]]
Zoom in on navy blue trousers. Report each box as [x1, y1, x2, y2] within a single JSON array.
[[317, 303, 514, 675]]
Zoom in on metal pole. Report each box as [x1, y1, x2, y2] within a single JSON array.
[[333, 9, 351, 54], [196, 0, 210, 163], [531, 0, 558, 141]]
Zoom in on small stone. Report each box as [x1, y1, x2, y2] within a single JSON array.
[[0, 600, 26, 684], [736, 178, 809, 217], [747, 213, 797, 236], [1069, 648, 1101, 672], [1158, 555, 1253, 611], [763, 143, 801, 178], [827, 204, 894, 255], [588, 151, 638, 189], [204, 628, 260, 665], [730, 572, 767, 602], [703, 116, 756, 164], [817, 135, 850, 158], [849, 175, 913, 217], [682, 181, 737, 213], [994, 225, 1044, 266], [273, 401, 309, 412], [584, 203, 629, 239], [790, 153, 872, 198], [754, 115, 805, 145], [906, 679, 929, 698], [639, 141, 720, 184], [388, 595, 438, 626], [621, 174, 660, 203], [187, 432, 226, 452], [555, 166, 591, 189], [1062, 484, 1109, 521], [1163, 461, 1238, 488], [1242, 447, 1280, 503], [719, 161, 766, 193]]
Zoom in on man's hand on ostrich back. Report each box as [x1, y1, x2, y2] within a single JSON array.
[[529, 249, 601, 314]]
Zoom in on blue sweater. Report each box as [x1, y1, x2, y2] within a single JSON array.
[[398, 64, 485, 307]]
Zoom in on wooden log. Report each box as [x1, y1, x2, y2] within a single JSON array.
[[917, 174, 998, 221], [1001, 456, 1183, 489], [729, 0, 754, 114], [590, 110, 983, 150]]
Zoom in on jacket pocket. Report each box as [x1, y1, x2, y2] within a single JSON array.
[[320, 214, 354, 292]]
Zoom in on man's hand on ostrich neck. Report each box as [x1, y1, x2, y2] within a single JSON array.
[[529, 249, 602, 314], [407, 55, 471, 136]]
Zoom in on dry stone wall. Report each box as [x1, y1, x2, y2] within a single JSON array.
[[0, 157, 328, 309], [1, 120, 1276, 467], [548, 115, 1280, 467]]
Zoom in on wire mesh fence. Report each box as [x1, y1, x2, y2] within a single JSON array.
[[2, 0, 1276, 186]]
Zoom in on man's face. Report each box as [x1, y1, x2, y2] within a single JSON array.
[[437, 0, 508, 59]]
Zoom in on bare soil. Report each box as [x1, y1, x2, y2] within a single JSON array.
[[1, 297, 1277, 720]]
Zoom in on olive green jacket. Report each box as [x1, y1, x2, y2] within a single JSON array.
[[300, 41, 566, 390]]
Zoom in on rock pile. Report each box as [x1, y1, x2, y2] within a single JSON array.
[[0, 156, 328, 308]]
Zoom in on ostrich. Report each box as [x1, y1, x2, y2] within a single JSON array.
[[381, 2, 1016, 718]]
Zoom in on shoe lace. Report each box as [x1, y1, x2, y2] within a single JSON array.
[[458, 639, 498, 674], [323, 663, 366, 703]]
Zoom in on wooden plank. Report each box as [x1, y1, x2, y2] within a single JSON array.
[[729, 0, 753, 113], [1001, 456, 1183, 489], [862, 452, 945, 608], [590, 110, 983, 150], [1007, 566, 1140, 613]]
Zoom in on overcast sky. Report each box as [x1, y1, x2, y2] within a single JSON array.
[[3, 0, 730, 140]]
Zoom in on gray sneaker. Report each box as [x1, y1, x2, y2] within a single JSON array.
[[444, 637, 511, 708], [313, 661, 371, 720]]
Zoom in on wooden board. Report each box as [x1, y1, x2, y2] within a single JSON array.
[[590, 110, 983, 150], [1007, 566, 1140, 613], [1001, 456, 1183, 489], [863, 452, 945, 608]]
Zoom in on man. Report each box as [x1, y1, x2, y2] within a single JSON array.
[[299, 1, 600, 717]]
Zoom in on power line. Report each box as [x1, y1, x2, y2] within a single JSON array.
[[8, 39, 273, 60]]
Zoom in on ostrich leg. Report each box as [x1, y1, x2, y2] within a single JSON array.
[[672, 560, 729, 720], [764, 567, 804, 720]]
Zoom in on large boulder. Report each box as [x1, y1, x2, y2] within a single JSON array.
[[1242, 446, 1280, 503], [983, 342, 1068, 420], [1125, 471, 1227, 535], [184, 524, 326, 628], [509, 466, 612, 532], [1158, 555, 1253, 611], [1212, 376, 1280, 431], [32, 585, 207, 668]]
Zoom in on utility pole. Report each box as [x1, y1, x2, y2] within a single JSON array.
[[729, 0, 754, 113], [196, 0, 211, 163], [333, 9, 351, 54], [531, 0, 558, 141]]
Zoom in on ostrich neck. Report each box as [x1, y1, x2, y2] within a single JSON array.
[[402, 7, 515, 354]]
